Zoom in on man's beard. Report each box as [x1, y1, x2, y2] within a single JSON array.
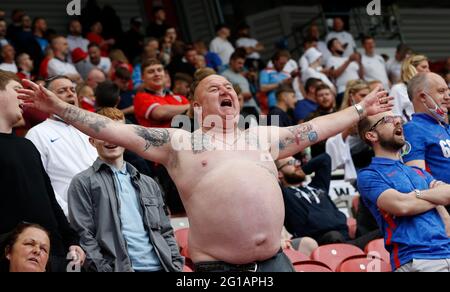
[[284, 172, 306, 184], [335, 49, 344, 56], [379, 134, 405, 151]]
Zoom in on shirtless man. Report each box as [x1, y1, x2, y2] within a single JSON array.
[[18, 69, 393, 272]]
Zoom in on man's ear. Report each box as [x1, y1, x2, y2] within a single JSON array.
[[365, 131, 378, 144], [278, 170, 284, 181], [418, 92, 427, 104], [5, 247, 11, 261], [88, 137, 95, 147]]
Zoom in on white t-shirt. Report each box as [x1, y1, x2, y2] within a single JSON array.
[[26, 119, 97, 216], [0, 62, 18, 73], [67, 35, 89, 52], [325, 31, 356, 57], [47, 58, 79, 78], [390, 83, 414, 122], [326, 56, 360, 94], [302, 67, 335, 92], [387, 59, 402, 85], [362, 53, 390, 90], [210, 37, 235, 65], [89, 57, 111, 74], [236, 37, 260, 59]]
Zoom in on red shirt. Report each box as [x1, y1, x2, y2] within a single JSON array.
[[134, 89, 189, 128]]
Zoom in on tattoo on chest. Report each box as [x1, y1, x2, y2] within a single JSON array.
[[279, 123, 318, 150], [134, 127, 170, 151], [191, 133, 216, 154], [62, 106, 109, 133]]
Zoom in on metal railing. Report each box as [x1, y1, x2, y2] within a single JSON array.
[[286, 3, 404, 58]]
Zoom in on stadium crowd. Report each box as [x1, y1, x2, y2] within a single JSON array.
[[1, 3, 450, 272]]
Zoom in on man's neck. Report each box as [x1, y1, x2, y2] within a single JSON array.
[[145, 87, 165, 96], [54, 52, 66, 61], [202, 123, 239, 136], [305, 94, 316, 102], [283, 182, 302, 188], [374, 147, 401, 161], [0, 121, 13, 134], [34, 31, 43, 38], [365, 51, 374, 57], [3, 59, 14, 64]]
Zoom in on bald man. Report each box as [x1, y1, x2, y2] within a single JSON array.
[[19, 68, 393, 271]]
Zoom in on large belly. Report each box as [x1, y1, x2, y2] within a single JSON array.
[[184, 160, 285, 264]]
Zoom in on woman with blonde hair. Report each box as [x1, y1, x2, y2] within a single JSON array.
[[340, 79, 370, 111], [390, 54, 430, 122]]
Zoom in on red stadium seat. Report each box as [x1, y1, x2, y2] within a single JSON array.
[[364, 238, 390, 264], [311, 244, 365, 272], [283, 248, 309, 263], [336, 255, 392, 272], [293, 261, 333, 272], [174, 228, 189, 257], [347, 217, 357, 240]]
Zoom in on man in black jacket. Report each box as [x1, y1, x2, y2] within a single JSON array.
[[0, 70, 85, 272]]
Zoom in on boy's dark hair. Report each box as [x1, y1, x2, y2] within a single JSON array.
[[115, 67, 131, 81], [141, 58, 163, 75], [275, 84, 295, 101], [174, 72, 193, 85], [95, 81, 120, 108], [304, 78, 322, 93]]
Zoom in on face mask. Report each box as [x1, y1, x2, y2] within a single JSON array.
[[423, 92, 447, 123]]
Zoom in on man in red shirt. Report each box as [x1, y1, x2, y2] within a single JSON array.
[[134, 59, 189, 128]]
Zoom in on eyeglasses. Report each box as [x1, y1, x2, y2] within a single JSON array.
[[277, 159, 301, 170], [369, 115, 403, 132]]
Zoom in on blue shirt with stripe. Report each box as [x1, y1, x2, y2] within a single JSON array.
[[357, 157, 450, 270], [403, 113, 450, 183]]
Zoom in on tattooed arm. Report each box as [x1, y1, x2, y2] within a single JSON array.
[[18, 80, 176, 164], [262, 86, 394, 159]]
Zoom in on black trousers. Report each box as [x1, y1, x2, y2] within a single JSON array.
[[194, 249, 295, 272]]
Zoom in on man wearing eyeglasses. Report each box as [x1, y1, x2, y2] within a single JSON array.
[[357, 111, 450, 272], [277, 153, 350, 246]]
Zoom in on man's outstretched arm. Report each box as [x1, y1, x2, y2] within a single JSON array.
[[271, 86, 393, 160], [18, 79, 174, 164]]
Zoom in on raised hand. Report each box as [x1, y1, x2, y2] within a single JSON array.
[[359, 85, 394, 117], [17, 79, 64, 114]]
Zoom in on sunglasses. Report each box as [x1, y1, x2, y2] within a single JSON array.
[[369, 115, 403, 132], [277, 159, 301, 170]]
